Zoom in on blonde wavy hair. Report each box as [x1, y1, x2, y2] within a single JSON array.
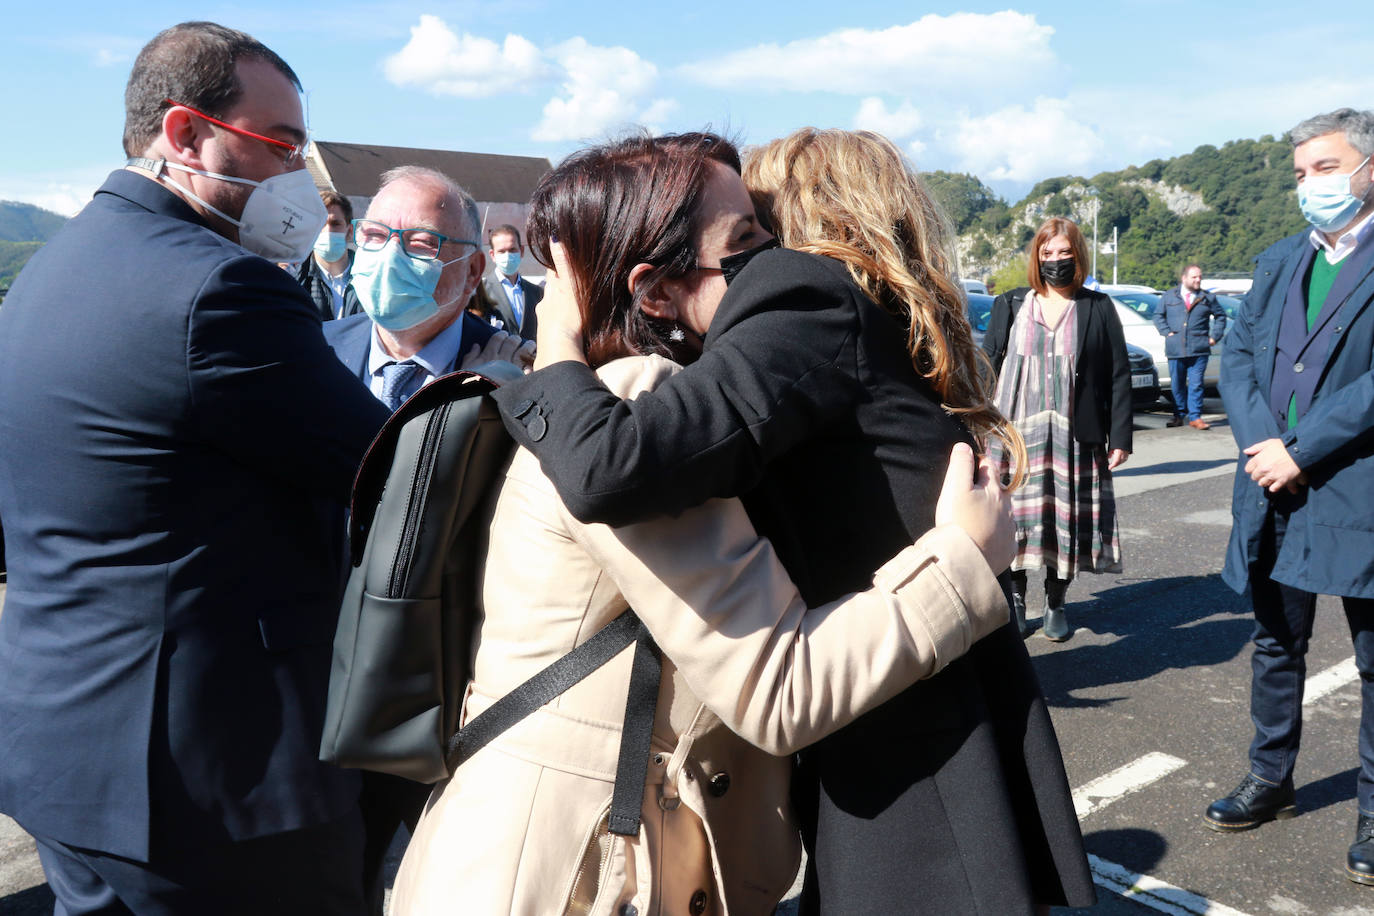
[[743, 128, 1026, 484]]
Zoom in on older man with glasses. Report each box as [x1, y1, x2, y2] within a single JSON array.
[[0, 21, 393, 915], [323, 166, 533, 414]]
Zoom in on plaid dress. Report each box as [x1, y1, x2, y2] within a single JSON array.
[[989, 291, 1122, 577]]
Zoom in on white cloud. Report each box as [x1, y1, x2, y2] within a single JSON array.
[[945, 99, 1104, 182], [532, 38, 661, 143], [680, 12, 1054, 93], [0, 172, 106, 218], [382, 14, 544, 97], [854, 98, 922, 139]]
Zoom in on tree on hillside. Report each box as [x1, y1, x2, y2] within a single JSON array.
[[920, 171, 1003, 234]]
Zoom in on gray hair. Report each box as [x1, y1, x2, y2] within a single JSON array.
[[1290, 108, 1374, 157], [374, 166, 480, 242]]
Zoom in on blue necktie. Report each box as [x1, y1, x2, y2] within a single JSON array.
[[379, 361, 421, 412]]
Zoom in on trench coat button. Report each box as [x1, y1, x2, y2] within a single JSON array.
[[708, 771, 730, 797], [525, 408, 548, 442], [620, 905, 638, 916], [510, 398, 535, 418], [1293, 362, 1304, 373], [689, 890, 709, 914]]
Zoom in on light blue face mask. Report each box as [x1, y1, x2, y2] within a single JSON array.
[[1298, 156, 1372, 232], [351, 240, 471, 331], [492, 250, 522, 277], [314, 230, 347, 262]]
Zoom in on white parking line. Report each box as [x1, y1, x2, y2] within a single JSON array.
[[1073, 752, 1188, 818], [1090, 855, 1254, 916], [1304, 656, 1359, 706]]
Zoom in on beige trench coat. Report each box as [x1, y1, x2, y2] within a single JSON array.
[[390, 356, 1006, 916]]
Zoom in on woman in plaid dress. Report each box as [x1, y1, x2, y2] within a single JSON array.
[[983, 217, 1133, 641]]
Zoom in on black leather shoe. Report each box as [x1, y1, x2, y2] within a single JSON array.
[[1347, 814, 1374, 885], [1166, 415, 1185, 427], [1203, 774, 1296, 831]]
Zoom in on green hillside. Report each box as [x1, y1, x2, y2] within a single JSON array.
[[0, 200, 66, 243], [924, 135, 1311, 290], [0, 201, 67, 294]]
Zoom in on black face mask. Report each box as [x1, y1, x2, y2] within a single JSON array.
[[715, 237, 780, 285], [1039, 257, 1076, 288]]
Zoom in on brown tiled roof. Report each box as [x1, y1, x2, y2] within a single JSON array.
[[309, 141, 551, 204]]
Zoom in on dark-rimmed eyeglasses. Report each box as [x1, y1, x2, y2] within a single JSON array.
[[164, 99, 308, 167], [351, 219, 479, 261]]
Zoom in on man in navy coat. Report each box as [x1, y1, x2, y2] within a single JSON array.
[[1204, 108, 1374, 885], [1154, 263, 1227, 428], [0, 22, 390, 913]]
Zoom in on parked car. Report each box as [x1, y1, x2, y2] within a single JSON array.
[[960, 278, 988, 295], [966, 293, 1159, 409]]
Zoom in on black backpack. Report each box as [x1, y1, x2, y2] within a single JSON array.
[[319, 363, 658, 836]]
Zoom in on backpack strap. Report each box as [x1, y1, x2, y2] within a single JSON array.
[[445, 609, 661, 836]]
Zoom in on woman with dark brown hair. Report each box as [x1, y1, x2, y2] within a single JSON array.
[[389, 133, 1016, 915], [982, 216, 1133, 641]]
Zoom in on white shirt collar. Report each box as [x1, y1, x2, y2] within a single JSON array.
[[1309, 207, 1374, 264]]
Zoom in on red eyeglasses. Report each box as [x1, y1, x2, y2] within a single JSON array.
[[164, 99, 308, 167]]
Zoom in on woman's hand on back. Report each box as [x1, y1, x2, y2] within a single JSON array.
[[934, 443, 1015, 573], [532, 241, 591, 370]]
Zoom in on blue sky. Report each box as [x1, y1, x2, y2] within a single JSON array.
[[5, 2, 1373, 216]]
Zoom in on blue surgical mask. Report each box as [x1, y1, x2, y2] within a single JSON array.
[[492, 251, 521, 276], [314, 230, 347, 262], [351, 240, 471, 331], [1298, 156, 1372, 232]]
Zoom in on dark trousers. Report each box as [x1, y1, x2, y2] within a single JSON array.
[[1169, 354, 1208, 421], [30, 810, 366, 916], [1247, 507, 1374, 812]]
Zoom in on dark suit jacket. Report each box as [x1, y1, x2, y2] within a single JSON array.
[[491, 248, 1094, 911], [322, 311, 498, 385], [1221, 230, 1374, 598], [480, 273, 542, 339], [0, 170, 391, 861], [983, 286, 1134, 453]]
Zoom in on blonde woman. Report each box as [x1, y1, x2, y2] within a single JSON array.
[[497, 129, 1094, 914]]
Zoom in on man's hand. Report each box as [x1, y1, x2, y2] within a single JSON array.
[[461, 330, 536, 371], [1244, 438, 1305, 493], [935, 443, 1015, 572], [1108, 448, 1129, 470]]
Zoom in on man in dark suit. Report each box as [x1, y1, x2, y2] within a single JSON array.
[[321, 165, 529, 913], [479, 224, 542, 338], [324, 168, 531, 408], [1204, 108, 1374, 885], [0, 22, 390, 913], [1154, 263, 1227, 428]]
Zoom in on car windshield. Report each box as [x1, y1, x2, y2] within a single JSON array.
[[966, 294, 993, 331], [1114, 292, 1160, 319]]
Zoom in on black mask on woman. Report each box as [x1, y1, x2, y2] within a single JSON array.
[[1039, 257, 1076, 289], [717, 237, 780, 285]]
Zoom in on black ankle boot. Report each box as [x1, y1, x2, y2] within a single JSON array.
[[1203, 774, 1296, 831], [1011, 593, 1033, 639], [1347, 814, 1374, 884]]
